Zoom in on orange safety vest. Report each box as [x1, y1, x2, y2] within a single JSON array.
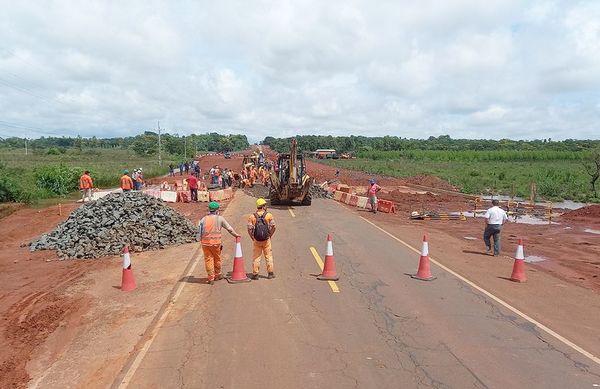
[[201, 215, 222, 246], [120, 175, 134, 190], [79, 174, 93, 189]]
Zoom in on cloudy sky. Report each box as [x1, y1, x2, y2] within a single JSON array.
[[1, 0, 599, 141]]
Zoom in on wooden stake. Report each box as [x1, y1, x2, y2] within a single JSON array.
[[58, 203, 62, 216]]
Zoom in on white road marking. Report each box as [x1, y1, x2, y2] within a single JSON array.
[[358, 215, 600, 367], [288, 207, 296, 218], [117, 248, 201, 388]]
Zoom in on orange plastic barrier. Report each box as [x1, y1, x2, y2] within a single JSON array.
[[377, 199, 396, 213], [209, 190, 224, 201], [348, 195, 358, 206]]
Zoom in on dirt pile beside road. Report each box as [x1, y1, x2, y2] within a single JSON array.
[[559, 205, 600, 225], [30, 192, 196, 259]]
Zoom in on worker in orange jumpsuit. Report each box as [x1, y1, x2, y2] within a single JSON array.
[[198, 202, 240, 284], [120, 170, 134, 192], [79, 170, 94, 202], [247, 198, 276, 280], [250, 166, 257, 187]]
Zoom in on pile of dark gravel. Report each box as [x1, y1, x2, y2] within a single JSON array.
[[310, 184, 333, 199], [30, 192, 197, 259]]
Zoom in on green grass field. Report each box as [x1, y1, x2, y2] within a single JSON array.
[[321, 151, 598, 202], [0, 148, 181, 203]]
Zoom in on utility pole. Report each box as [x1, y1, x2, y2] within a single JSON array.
[[24, 138, 28, 155], [157, 121, 162, 166], [184, 135, 187, 159]]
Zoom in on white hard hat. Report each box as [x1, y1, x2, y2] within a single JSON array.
[[411, 211, 419, 217]]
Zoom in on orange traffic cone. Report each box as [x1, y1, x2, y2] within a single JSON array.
[[318, 234, 339, 281], [227, 236, 250, 283], [411, 235, 436, 281], [121, 245, 137, 291], [510, 239, 527, 283]]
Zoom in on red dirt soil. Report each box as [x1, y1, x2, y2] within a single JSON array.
[[559, 205, 600, 225], [0, 160, 235, 388]]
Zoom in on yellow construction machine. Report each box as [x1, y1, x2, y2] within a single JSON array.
[[269, 138, 313, 205]]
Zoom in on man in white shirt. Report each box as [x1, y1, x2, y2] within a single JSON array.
[[484, 199, 508, 256]]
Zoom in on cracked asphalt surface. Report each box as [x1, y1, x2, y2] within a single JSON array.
[[120, 191, 600, 388]]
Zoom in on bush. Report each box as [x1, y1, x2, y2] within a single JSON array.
[[47, 148, 61, 155], [34, 165, 81, 195]]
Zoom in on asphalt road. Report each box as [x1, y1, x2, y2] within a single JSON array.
[[116, 191, 600, 388]]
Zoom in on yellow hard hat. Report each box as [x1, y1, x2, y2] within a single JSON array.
[[256, 198, 267, 207]]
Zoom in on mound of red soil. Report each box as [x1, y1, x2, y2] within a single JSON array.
[[560, 205, 600, 224]]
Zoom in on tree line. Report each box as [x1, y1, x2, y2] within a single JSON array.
[[0, 132, 249, 157], [262, 134, 600, 154]]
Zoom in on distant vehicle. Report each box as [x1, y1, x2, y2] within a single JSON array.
[[325, 152, 338, 159], [224, 151, 232, 159], [315, 149, 336, 159]]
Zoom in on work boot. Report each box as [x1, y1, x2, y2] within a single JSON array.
[[250, 273, 259, 280], [267, 272, 275, 279], [207, 279, 214, 285]]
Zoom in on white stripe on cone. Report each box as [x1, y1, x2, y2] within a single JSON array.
[[235, 241, 243, 258], [421, 241, 429, 257], [515, 243, 525, 260], [122, 251, 131, 269], [326, 240, 333, 256]]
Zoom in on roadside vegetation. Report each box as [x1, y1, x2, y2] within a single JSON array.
[[264, 135, 600, 202], [0, 131, 249, 203]]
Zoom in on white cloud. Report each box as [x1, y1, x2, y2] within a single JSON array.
[[0, 0, 599, 141]]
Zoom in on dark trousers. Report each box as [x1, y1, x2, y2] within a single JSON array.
[[190, 188, 198, 202], [483, 224, 502, 255]]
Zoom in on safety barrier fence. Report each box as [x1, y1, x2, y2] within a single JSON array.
[[331, 190, 396, 213]]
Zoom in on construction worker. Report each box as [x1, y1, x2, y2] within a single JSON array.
[[198, 202, 240, 284], [247, 198, 276, 280], [249, 166, 257, 187], [484, 199, 509, 256], [368, 179, 381, 213], [120, 170, 134, 192], [133, 168, 144, 190], [186, 173, 198, 202], [79, 170, 93, 202]]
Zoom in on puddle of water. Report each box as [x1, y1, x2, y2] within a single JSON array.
[[479, 196, 587, 210], [464, 236, 478, 240], [584, 229, 600, 235], [462, 212, 559, 225], [525, 255, 546, 263]]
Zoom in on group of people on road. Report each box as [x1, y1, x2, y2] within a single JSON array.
[[169, 161, 201, 178], [239, 165, 270, 188], [198, 198, 276, 284], [120, 169, 144, 192], [208, 165, 234, 188]]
